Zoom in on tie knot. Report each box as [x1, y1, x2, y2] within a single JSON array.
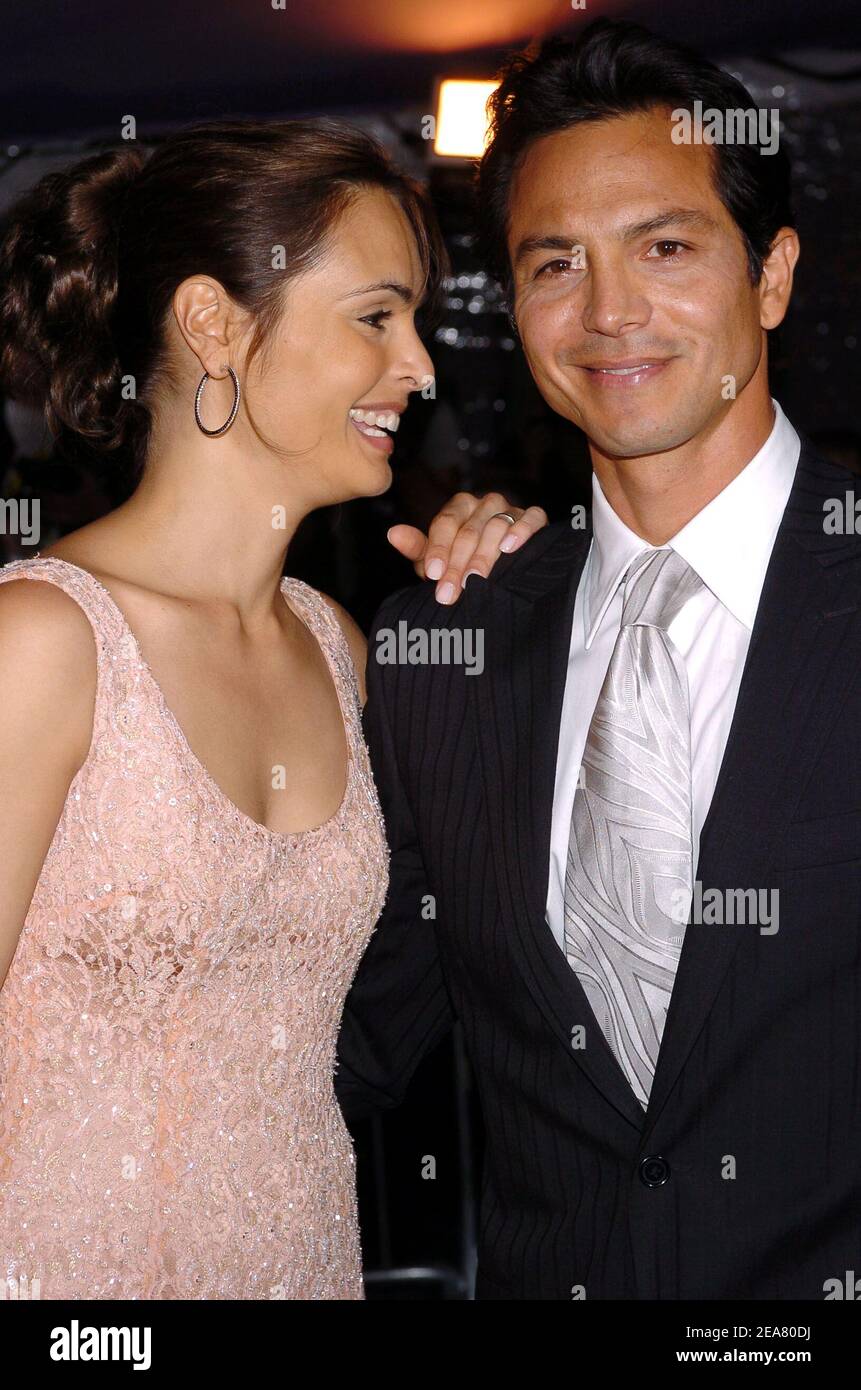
[[621, 548, 702, 631]]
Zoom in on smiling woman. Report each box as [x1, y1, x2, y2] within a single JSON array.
[[0, 117, 545, 1302], [0, 120, 447, 482]]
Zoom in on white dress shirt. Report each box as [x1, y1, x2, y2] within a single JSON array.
[[545, 398, 801, 954]]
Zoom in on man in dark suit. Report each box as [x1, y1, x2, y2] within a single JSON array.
[[335, 19, 861, 1299]]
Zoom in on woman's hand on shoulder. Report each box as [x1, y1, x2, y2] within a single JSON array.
[[387, 491, 549, 604], [0, 579, 97, 989]]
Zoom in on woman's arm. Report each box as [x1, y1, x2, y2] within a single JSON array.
[[0, 580, 96, 990]]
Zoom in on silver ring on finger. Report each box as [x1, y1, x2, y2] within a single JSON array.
[[489, 511, 517, 525]]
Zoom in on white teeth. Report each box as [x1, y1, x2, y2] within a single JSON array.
[[594, 365, 652, 375], [349, 408, 400, 431]]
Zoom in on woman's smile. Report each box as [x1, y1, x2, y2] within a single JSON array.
[[348, 402, 404, 453]]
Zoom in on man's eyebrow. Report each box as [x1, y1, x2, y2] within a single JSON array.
[[513, 210, 719, 265], [513, 234, 580, 266], [341, 280, 416, 303], [620, 209, 719, 240]]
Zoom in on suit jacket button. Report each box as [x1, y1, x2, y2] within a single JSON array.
[[639, 1155, 671, 1187]]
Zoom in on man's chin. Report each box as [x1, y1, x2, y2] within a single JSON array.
[[581, 420, 690, 462], [552, 361, 704, 458]]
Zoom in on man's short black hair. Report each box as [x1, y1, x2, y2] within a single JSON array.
[[477, 18, 795, 297]]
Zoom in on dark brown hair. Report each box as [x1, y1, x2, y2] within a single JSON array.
[[478, 19, 794, 300], [0, 118, 447, 478]]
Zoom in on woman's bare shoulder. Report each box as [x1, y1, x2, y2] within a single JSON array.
[[0, 569, 97, 665], [0, 573, 97, 771]]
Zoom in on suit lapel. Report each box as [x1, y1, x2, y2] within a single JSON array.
[[466, 520, 648, 1129], [466, 443, 860, 1133], [643, 444, 861, 1133]]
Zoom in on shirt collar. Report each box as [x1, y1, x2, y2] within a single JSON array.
[[584, 398, 800, 647]]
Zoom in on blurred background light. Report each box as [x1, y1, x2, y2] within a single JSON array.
[[433, 79, 499, 157]]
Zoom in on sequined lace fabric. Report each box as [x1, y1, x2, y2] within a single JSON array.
[[0, 556, 389, 1299]]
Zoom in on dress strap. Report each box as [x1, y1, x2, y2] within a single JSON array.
[[0, 555, 128, 637], [280, 577, 363, 753]]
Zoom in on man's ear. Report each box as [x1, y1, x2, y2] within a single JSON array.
[[759, 227, 800, 331]]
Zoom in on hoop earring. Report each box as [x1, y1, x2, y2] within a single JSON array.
[[194, 366, 240, 436]]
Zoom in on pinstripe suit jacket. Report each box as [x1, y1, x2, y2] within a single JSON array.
[[335, 440, 861, 1299]]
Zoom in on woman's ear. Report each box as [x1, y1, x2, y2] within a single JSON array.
[[172, 275, 239, 379]]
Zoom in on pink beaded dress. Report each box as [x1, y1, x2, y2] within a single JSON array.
[[0, 556, 389, 1299]]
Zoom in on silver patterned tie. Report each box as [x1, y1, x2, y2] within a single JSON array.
[[563, 547, 704, 1108]]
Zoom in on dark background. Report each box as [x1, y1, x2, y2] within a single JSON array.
[[1, 0, 860, 1297]]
